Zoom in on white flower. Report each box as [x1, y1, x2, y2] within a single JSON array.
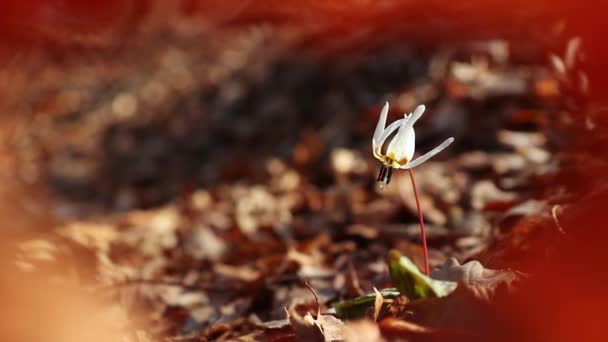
[[372, 102, 454, 185]]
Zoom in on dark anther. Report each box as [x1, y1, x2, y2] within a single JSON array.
[[377, 165, 386, 181], [386, 167, 393, 184], [377, 165, 393, 186]]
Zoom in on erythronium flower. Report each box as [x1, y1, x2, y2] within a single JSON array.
[[372, 102, 454, 186], [372, 102, 454, 275]]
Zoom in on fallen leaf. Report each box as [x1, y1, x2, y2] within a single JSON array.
[[430, 257, 521, 300], [288, 311, 345, 342], [289, 281, 345, 341]]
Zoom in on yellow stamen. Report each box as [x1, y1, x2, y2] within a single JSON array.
[[381, 152, 408, 168]]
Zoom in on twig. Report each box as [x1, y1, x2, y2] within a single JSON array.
[[407, 168, 430, 275], [304, 280, 320, 318]]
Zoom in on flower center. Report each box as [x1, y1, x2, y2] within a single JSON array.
[[381, 152, 408, 168]]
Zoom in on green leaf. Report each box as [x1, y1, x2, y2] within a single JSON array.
[[387, 250, 457, 300], [332, 250, 458, 319], [333, 288, 400, 319]]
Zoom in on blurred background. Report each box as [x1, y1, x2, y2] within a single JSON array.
[[0, 1, 607, 341]]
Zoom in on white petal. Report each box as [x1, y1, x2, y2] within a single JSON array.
[[373, 102, 389, 145], [402, 137, 454, 169], [408, 104, 426, 126], [386, 121, 415, 164], [375, 117, 406, 149]]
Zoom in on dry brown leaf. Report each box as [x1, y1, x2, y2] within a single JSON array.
[[431, 258, 521, 300], [289, 281, 344, 342], [288, 311, 345, 342], [315, 314, 346, 342]]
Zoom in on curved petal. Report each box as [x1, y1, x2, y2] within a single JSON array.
[[372, 139, 384, 160], [401, 137, 454, 169], [376, 116, 407, 149], [386, 121, 415, 165], [408, 104, 426, 126], [373, 102, 390, 145], [373, 118, 404, 160]]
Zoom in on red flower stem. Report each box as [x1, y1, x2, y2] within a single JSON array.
[[407, 168, 430, 276]]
